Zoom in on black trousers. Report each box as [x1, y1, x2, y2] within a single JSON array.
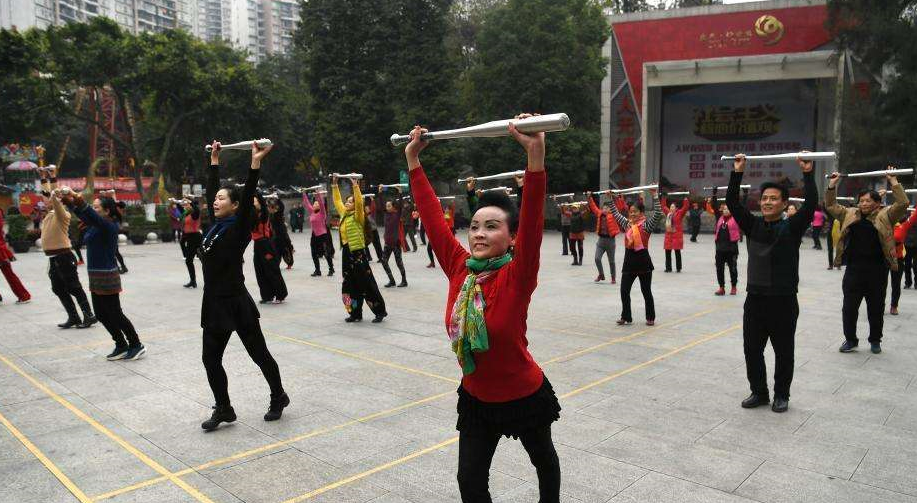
[[689, 223, 700, 242], [664, 249, 682, 272], [812, 226, 822, 249], [743, 294, 797, 399], [202, 321, 284, 407], [826, 234, 835, 267], [115, 249, 126, 271], [418, 223, 427, 245], [560, 225, 570, 255], [405, 227, 418, 251], [427, 242, 436, 265], [92, 293, 140, 348], [715, 250, 738, 288], [180, 232, 202, 283], [48, 253, 93, 320], [904, 246, 917, 286], [367, 230, 383, 261], [891, 259, 905, 308], [381, 245, 406, 283], [457, 424, 560, 503], [569, 239, 583, 264], [843, 266, 888, 344], [311, 232, 335, 273], [253, 239, 287, 302], [620, 271, 654, 322], [341, 245, 386, 319]]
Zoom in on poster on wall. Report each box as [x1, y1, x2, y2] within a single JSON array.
[[660, 80, 817, 198]]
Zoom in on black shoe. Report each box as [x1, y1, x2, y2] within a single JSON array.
[[183, 281, 197, 288], [345, 315, 362, 323], [119, 267, 128, 274], [77, 316, 97, 329], [201, 405, 236, 431], [871, 342, 881, 354], [398, 280, 408, 288], [741, 393, 770, 408], [372, 313, 387, 323], [839, 341, 858, 353], [58, 318, 81, 329], [311, 270, 321, 277], [106, 345, 129, 361], [259, 299, 272, 304], [327, 269, 334, 277], [264, 393, 290, 421], [664, 269, 672, 273], [771, 397, 789, 413], [905, 284, 912, 289], [124, 345, 146, 361], [384, 280, 396, 288]]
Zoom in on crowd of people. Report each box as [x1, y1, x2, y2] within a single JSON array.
[[3, 123, 915, 502]]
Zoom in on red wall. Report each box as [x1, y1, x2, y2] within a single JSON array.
[[613, 5, 832, 114]]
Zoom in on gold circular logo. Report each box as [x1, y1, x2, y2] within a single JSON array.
[[754, 15, 784, 45]]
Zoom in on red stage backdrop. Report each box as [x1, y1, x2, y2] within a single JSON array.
[[613, 5, 832, 114]]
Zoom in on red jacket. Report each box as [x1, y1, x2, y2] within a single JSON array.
[[587, 196, 621, 237], [661, 197, 690, 250], [411, 166, 545, 403], [893, 210, 917, 258]]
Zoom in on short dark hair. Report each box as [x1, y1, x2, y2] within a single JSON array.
[[474, 191, 519, 233], [218, 184, 242, 205], [630, 201, 645, 213], [759, 182, 789, 201], [98, 197, 121, 221], [857, 189, 881, 203]]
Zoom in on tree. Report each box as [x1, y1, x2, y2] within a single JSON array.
[[0, 29, 61, 142], [828, 0, 917, 171], [462, 0, 609, 191]]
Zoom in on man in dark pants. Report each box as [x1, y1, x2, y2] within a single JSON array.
[[688, 201, 703, 242], [726, 153, 816, 413], [825, 168, 907, 354]]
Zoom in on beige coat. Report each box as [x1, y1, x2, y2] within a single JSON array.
[[39, 181, 72, 255], [825, 183, 907, 271]]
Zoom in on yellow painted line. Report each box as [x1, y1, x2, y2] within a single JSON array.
[[0, 352, 214, 503], [281, 437, 461, 503], [542, 306, 721, 365], [560, 323, 741, 399], [0, 409, 92, 503], [279, 323, 741, 501], [90, 390, 455, 501], [267, 332, 460, 384]]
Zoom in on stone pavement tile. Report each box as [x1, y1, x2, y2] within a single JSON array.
[[697, 418, 867, 479], [578, 394, 726, 442], [344, 441, 524, 503], [202, 448, 386, 503], [27, 423, 175, 496], [365, 493, 414, 503], [367, 407, 461, 445], [735, 461, 917, 503], [327, 365, 456, 402], [94, 389, 219, 436], [55, 367, 168, 403], [589, 427, 763, 492], [491, 441, 646, 503], [0, 458, 82, 503], [885, 403, 917, 433], [492, 482, 584, 502], [608, 471, 759, 503], [142, 418, 283, 468], [105, 474, 244, 503], [851, 447, 917, 497], [298, 378, 416, 419], [550, 410, 627, 450], [795, 415, 917, 456], [292, 419, 415, 468], [805, 390, 897, 426], [670, 389, 813, 431]]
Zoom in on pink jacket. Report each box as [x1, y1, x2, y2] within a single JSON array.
[[715, 215, 741, 242], [304, 193, 329, 236], [812, 209, 826, 227]]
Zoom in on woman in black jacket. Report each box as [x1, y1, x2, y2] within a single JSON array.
[[198, 141, 288, 431]]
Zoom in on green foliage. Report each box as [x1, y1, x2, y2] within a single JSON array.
[[828, 0, 917, 170], [0, 29, 61, 141], [462, 0, 608, 191], [6, 214, 30, 241]]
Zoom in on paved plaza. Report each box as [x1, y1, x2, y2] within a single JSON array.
[[1, 229, 916, 503]]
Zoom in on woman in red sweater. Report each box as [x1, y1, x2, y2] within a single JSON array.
[[890, 209, 917, 315], [405, 116, 560, 503], [661, 196, 690, 273]]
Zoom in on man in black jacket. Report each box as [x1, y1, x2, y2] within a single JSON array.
[[726, 153, 816, 413]]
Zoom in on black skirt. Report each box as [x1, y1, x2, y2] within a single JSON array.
[[200, 290, 260, 332], [456, 374, 561, 439], [622, 248, 653, 274]]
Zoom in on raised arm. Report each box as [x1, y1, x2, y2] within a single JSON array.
[[352, 181, 365, 227], [643, 192, 662, 233], [206, 141, 222, 221], [885, 173, 908, 225], [303, 192, 316, 216], [507, 169, 546, 293], [726, 155, 755, 233], [788, 164, 817, 236], [676, 197, 690, 219], [660, 196, 670, 216], [331, 182, 346, 218], [608, 197, 630, 229], [587, 193, 601, 216], [409, 167, 468, 278], [236, 141, 271, 235]]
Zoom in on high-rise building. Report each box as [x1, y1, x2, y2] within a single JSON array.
[[1, 0, 298, 61]]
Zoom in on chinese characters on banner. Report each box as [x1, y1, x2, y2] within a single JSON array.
[[661, 80, 817, 197]]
